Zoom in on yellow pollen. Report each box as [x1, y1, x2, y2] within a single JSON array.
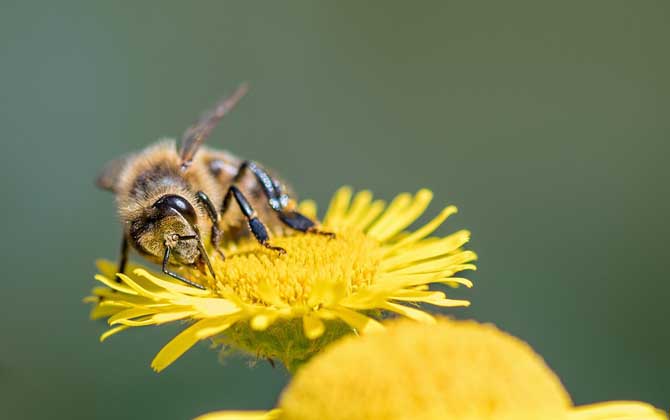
[[210, 229, 381, 305]]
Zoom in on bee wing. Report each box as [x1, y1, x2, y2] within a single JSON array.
[[96, 155, 131, 192], [178, 83, 248, 170]]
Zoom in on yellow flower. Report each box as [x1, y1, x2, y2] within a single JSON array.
[[86, 187, 476, 372], [197, 318, 667, 420]]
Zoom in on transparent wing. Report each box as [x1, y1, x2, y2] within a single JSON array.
[[96, 155, 131, 192], [178, 83, 249, 170]]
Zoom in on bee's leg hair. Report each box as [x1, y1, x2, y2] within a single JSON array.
[[161, 246, 206, 290], [232, 160, 334, 237], [221, 185, 286, 254], [195, 191, 225, 259]]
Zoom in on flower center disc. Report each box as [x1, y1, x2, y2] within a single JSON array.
[[212, 229, 381, 305]]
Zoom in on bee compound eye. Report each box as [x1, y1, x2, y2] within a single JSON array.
[[153, 194, 198, 225]]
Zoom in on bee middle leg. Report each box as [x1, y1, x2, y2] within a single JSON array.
[[221, 185, 286, 254], [232, 161, 334, 237]]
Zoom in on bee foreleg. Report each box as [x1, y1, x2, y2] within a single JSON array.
[[221, 185, 286, 255], [161, 246, 206, 290], [196, 191, 225, 258]]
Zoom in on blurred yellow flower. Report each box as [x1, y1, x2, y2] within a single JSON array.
[[196, 318, 667, 420], [86, 187, 476, 372]]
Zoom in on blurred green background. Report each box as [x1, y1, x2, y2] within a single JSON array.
[[1, 1, 668, 419]]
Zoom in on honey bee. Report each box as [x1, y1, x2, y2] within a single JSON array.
[[97, 84, 331, 289]]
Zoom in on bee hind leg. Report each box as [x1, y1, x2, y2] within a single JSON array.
[[233, 160, 334, 237], [221, 185, 286, 254], [277, 210, 335, 237]]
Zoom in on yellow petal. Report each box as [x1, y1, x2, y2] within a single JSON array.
[[307, 278, 346, 308], [440, 264, 478, 277], [187, 297, 241, 317], [95, 259, 119, 279], [134, 268, 210, 297], [379, 274, 473, 289], [151, 311, 198, 324], [381, 301, 436, 323], [114, 273, 165, 299], [250, 312, 279, 331], [323, 186, 352, 226], [373, 189, 433, 242], [440, 277, 474, 288], [373, 272, 467, 292], [366, 192, 412, 239], [151, 316, 237, 372], [195, 316, 240, 339], [114, 310, 198, 327], [193, 409, 282, 420], [94, 274, 137, 295], [302, 313, 325, 340], [108, 307, 159, 325], [100, 325, 130, 342], [569, 401, 668, 420], [383, 250, 477, 277], [93, 287, 154, 305], [340, 190, 373, 226], [380, 233, 473, 271], [297, 200, 318, 220], [389, 289, 448, 301], [383, 206, 458, 255], [327, 306, 384, 334], [351, 199, 386, 231], [90, 304, 126, 320], [423, 297, 470, 307]]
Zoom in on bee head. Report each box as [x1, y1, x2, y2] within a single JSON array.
[[129, 194, 202, 265]]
